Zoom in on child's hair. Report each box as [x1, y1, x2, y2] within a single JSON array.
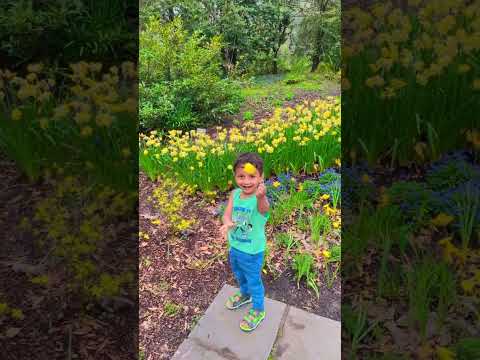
[[234, 152, 264, 174]]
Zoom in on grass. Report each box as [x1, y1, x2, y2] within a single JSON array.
[[239, 70, 337, 108]]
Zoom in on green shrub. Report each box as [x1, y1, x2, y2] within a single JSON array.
[[243, 111, 254, 121], [139, 17, 242, 131]]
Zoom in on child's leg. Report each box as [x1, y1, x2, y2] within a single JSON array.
[[229, 248, 250, 297], [242, 251, 265, 312]]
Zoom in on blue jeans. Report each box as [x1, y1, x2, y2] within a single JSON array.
[[229, 247, 265, 312]]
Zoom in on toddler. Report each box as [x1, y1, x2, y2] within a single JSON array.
[[220, 152, 270, 332]]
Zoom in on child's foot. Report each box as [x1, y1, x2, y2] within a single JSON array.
[[225, 292, 252, 310], [239, 309, 266, 332]]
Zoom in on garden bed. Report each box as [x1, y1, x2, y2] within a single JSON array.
[[139, 170, 341, 359]]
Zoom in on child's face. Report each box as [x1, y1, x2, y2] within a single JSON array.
[[234, 164, 263, 196]]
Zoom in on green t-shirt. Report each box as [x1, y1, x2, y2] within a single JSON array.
[[228, 188, 269, 254]]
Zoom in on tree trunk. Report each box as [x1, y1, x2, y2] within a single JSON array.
[[272, 58, 278, 74], [311, 54, 320, 72]]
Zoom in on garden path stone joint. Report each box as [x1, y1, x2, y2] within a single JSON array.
[[172, 284, 340, 360]]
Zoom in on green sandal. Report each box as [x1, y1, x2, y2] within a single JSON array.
[[240, 309, 266, 332], [225, 292, 252, 310]]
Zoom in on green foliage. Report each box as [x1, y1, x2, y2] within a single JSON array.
[[164, 300, 181, 317], [310, 214, 331, 245], [324, 244, 341, 288], [342, 305, 378, 358], [270, 191, 311, 226], [275, 232, 298, 250], [295, 0, 341, 71], [139, 17, 241, 131], [448, 183, 480, 250], [292, 252, 319, 298], [275, 232, 298, 263], [386, 181, 436, 227], [407, 259, 456, 339], [454, 338, 480, 360], [426, 159, 479, 191], [140, 0, 307, 76], [0, 0, 136, 67], [243, 111, 254, 121]]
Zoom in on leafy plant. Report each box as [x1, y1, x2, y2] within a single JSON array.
[[164, 301, 181, 317], [442, 182, 480, 250], [386, 181, 436, 227], [407, 258, 455, 339], [324, 244, 341, 288], [454, 338, 480, 360], [275, 232, 298, 250], [292, 252, 319, 298], [310, 214, 331, 245], [275, 232, 298, 263], [243, 111, 254, 121], [426, 154, 480, 191], [342, 304, 378, 359], [139, 17, 241, 131], [270, 191, 311, 226]]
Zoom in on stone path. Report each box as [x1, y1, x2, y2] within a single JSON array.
[[172, 284, 340, 360]]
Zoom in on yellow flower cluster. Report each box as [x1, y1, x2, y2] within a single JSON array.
[[343, 2, 480, 97], [150, 177, 196, 232], [0, 302, 24, 320], [465, 128, 480, 149], [140, 97, 340, 168], [1, 61, 137, 136], [461, 269, 480, 294]]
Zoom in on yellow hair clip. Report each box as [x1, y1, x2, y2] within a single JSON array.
[[243, 162, 257, 175]]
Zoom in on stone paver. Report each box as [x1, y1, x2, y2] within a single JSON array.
[[172, 284, 287, 360], [274, 306, 341, 360]]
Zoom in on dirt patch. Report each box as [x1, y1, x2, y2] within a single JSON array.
[[265, 269, 341, 321]]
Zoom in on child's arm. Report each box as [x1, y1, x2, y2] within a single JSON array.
[[220, 191, 235, 240], [256, 182, 270, 215]]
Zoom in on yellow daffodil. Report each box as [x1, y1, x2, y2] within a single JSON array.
[[321, 194, 330, 200], [322, 250, 331, 258], [272, 181, 281, 188], [361, 174, 371, 183], [11, 108, 22, 121], [461, 279, 475, 294], [431, 213, 454, 227]]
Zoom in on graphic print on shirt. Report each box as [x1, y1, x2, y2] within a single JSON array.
[[231, 206, 253, 243]]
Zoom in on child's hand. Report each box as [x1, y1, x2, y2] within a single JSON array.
[[255, 182, 267, 198], [220, 220, 235, 240]]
